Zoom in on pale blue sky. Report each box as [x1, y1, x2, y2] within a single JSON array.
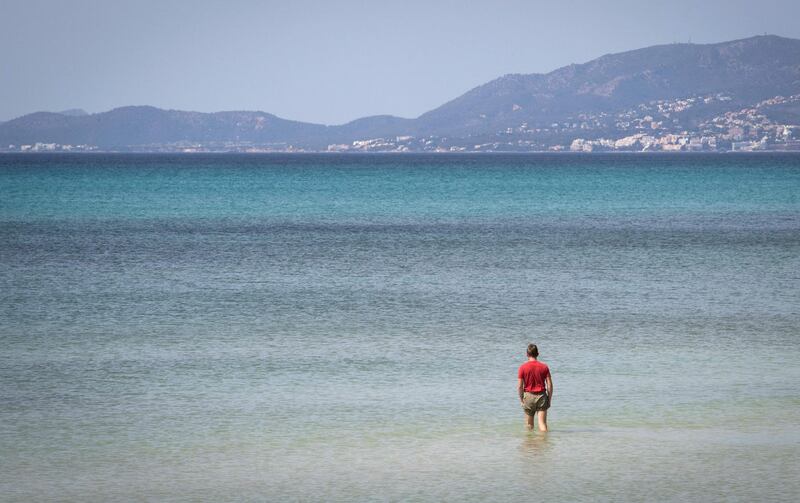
[[2, 0, 800, 124]]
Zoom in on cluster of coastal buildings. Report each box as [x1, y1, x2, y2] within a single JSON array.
[[567, 132, 797, 152], [569, 134, 716, 152], [327, 94, 800, 153], [2, 141, 300, 154], [8, 142, 97, 152], [568, 94, 800, 152]]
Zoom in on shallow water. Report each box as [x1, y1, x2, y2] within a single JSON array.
[[1, 153, 799, 501]]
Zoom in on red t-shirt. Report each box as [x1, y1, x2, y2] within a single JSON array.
[[518, 360, 550, 393]]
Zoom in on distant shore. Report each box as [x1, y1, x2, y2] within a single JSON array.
[[3, 149, 800, 155]]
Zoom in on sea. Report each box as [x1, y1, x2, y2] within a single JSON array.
[[1, 153, 799, 502]]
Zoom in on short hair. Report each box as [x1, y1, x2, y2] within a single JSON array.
[[527, 344, 539, 358]]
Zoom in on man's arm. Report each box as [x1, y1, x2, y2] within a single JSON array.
[[546, 374, 553, 402], [518, 378, 525, 404]]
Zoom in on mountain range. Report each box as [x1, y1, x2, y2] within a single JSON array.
[[2, 35, 800, 152]]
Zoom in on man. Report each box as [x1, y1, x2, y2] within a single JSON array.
[[517, 343, 553, 432]]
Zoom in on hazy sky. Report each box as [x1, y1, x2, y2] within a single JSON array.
[[2, 0, 800, 124]]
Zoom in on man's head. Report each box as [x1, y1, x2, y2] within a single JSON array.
[[527, 343, 539, 358]]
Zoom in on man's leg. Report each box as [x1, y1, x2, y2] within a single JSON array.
[[537, 409, 548, 432], [525, 413, 535, 431]]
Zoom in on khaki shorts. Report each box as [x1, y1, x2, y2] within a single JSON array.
[[522, 392, 550, 415]]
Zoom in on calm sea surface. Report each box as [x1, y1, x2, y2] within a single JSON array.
[[1, 153, 799, 502]]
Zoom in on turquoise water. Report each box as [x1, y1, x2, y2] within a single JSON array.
[[1, 153, 799, 501]]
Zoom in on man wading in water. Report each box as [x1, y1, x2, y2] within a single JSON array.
[[517, 344, 553, 432]]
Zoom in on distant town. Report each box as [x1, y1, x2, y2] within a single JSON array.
[[328, 94, 800, 153], [4, 94, 800, 154]]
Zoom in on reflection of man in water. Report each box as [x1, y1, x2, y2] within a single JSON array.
[[518, 344, 553, 432]]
